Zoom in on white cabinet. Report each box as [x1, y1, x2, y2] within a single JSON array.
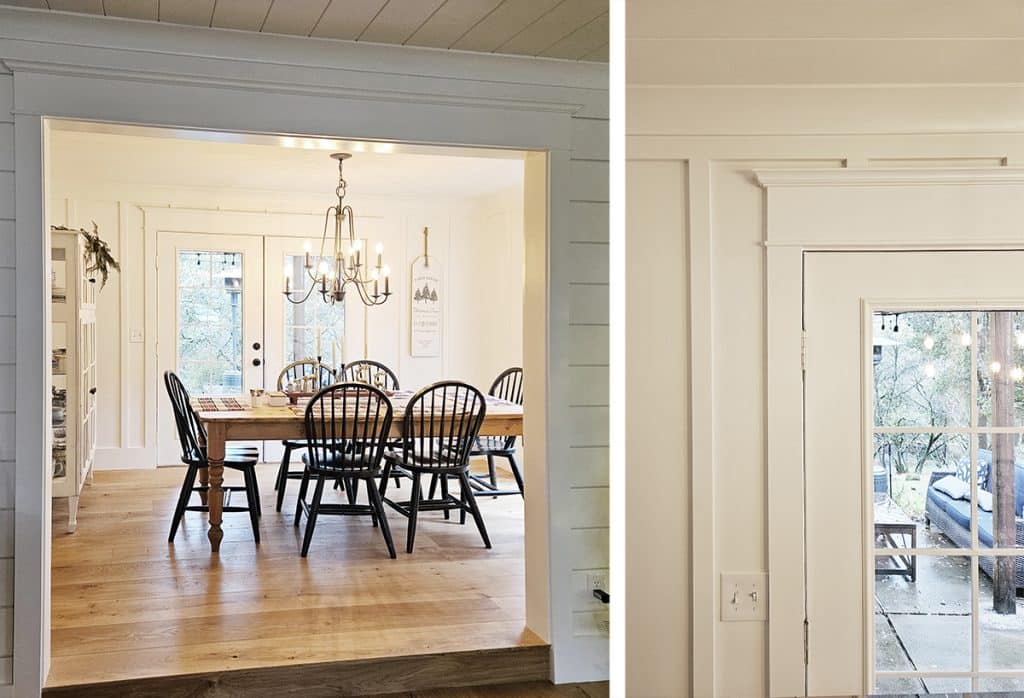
[[51, 229, 98, 533]]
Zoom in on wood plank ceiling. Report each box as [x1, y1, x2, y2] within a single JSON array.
[[0, 0, 609, 61]]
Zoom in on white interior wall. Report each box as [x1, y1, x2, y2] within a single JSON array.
[[627, 1, 1024, 696], [46, 131, 525, 469]]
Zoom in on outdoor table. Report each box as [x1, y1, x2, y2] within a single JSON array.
[[873, 493, 917, 582], [192, 391, 524, 553]]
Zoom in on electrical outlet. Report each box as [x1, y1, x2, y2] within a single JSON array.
[[721, 572, 767, 622], [595, 613, 610, 636], [587, 572, 608, 593]]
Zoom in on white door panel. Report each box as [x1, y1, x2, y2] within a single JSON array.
[[157, 232, 265, 465]]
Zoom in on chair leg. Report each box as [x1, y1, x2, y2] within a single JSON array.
[[486, 454, 498, 490], [459, 471, 491, 549], [379, 462, 393, 497], [460, 474, 467, 525], [168, 464, 199, 542], [346, 478, 359, 506], [507, 454, 525, 498], [276, 444, 293, 512], [407, 473, 422, 554], [428, 473, 439, 500], [251, 468, 262, 517], [300, 475, 326, 557], [243, 468, 261, 544], [441, 473, 450, 520], [367, 479, 396, 559], [274, 443, 288, 491], [294, 467, 311, 527]]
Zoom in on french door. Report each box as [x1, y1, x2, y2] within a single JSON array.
[[156, 232, 266, 465], [804, 251, 1024, 695]]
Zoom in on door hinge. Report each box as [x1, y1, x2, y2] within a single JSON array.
[[803, 619, 809, 665], [800, 330, 808, 372]]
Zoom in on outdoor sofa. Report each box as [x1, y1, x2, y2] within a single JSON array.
[[924, 449, 1024, 591]]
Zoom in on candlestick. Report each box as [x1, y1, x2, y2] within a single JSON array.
[[382, 265, 390, 295]]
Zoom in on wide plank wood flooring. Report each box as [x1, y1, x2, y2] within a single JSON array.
[[48, 464, 536, 689]]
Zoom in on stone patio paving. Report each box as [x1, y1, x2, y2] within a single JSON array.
[[874, 525, 1024, 694]]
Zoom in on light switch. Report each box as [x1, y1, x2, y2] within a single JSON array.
[[721, 572, 767, 622], [129, 328, 144, 343]]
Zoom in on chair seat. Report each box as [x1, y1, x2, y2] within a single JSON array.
[[302, 449, 380, 476], [470, 436, 515, 455], [186, 452, 259, 469], [384, 450, 465, 474]]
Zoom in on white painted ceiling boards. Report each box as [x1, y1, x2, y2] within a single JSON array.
[[0, 0, 608, 61]]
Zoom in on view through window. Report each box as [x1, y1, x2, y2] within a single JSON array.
[[283, 254, 345, 368], [872, 310, 1024, 694], [177, 250, 243, 395]]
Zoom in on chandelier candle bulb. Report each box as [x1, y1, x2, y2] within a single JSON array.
[[383, 264, 391, 295], [303, 240, 312, 268]]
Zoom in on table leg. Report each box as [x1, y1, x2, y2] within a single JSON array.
[[198, 465, 209, 506], [206, 422, 226, 553]]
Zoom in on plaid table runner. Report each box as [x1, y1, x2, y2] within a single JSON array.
[[192, 396, 248, 412]]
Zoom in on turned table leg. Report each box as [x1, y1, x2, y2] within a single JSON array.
[[206, 422, 226, 553]]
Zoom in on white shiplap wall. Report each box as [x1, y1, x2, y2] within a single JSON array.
[[0, 67, 14, 688], [567, 114, 610, 646]]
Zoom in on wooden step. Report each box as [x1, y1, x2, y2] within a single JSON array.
[[43, 644, 550, 698]]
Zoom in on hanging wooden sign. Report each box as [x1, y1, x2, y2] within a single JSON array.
[[410, 227, 442, 357]]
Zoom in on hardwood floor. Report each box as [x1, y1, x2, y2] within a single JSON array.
[[48, 464, 538, 692]]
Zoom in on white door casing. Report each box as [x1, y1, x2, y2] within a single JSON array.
[[803, 250, 1024, 695], [761, 167, 1024, 697]]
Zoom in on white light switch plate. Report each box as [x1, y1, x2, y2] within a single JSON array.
[[721, 572, 767, 622], [129, 328, 144, 343]]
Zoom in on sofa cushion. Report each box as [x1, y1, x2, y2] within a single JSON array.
[[933, 474, 970, 501]]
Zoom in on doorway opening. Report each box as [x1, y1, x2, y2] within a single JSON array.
[[43, 119, 543, 690]]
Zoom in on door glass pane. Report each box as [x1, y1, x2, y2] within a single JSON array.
[[873, 432, 967, 549], [873, 311, 971, 428], [177, 250, 243, 395], [874, 555, 973, 675], [978, 556, 1024, 670], [978, 311, 1024, 428], [972, 436, 1024, 550], [283, 254, 345, 370]]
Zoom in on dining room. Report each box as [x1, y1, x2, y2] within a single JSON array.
[[43, 119, 537, 693]]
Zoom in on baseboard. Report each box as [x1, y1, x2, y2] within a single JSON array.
[[42, 645, 550, 698]]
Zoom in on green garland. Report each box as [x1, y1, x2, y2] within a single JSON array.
[[53, 223, 121, 289]]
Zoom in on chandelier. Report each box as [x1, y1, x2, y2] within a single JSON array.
[[283, 152, 391, 307]]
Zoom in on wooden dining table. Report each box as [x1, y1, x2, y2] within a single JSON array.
[[194, 392, 524, 553]]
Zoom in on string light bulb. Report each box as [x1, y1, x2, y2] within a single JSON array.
[[960, 331, 972, 347], [991, 361, 1002, 374], [923, 335, 935, 350], [1012, 366, 1024, 382], [923, 364, 937, 378]]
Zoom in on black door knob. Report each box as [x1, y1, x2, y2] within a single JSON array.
[[252, 342, 261, 350], [252, 358, 262, 367], [89, 387, 97, 395]]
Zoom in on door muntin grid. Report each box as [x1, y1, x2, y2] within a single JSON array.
[[871, 310, 1024, 693]]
